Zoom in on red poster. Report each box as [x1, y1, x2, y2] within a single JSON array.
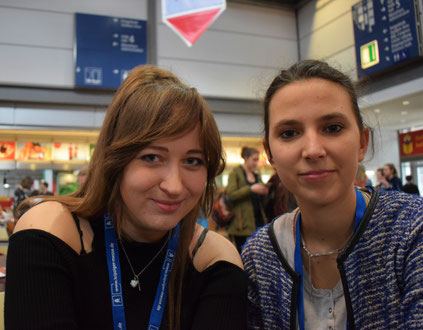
[[399, 129, 423, 157], [0, 142, 16, 160]]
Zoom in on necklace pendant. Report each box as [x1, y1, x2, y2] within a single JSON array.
[[130, 277, 139, 289]]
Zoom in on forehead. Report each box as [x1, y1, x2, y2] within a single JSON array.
[[150, 124, 203, 149], [268, 78, 354, 120]]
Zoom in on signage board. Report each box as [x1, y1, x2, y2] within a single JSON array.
[[17, 142, 51, 161], [352, 0, 422, 77], [75, 13, 147, 89], [399, 129, 423, 158], [0, 142, 16, 160], [52, 142, 90, 161], [162, 0, 226, 46]]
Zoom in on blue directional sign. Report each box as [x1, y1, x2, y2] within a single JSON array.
[[75, 13, 147, 89], [352, 0, 422, 78]]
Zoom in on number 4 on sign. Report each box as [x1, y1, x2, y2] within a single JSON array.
[[162, 0, 226, 47]]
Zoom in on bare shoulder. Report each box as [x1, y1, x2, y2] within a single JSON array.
[[13, 201, 92, 254], [190, 224, 243, 272]]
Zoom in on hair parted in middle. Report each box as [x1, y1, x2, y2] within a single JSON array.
[[263, 59, 372, 159]]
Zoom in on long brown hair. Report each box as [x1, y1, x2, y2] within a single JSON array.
[[18, 65, 225, 329]]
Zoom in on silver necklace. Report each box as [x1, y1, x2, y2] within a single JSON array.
[[301, 232, 353, 258], [120, 232, 171, 291]]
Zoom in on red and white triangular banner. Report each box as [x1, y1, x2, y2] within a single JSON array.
[[162, 0, 226, 47]]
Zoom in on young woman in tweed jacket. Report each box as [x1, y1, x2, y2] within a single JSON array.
[[242, 60, 423, 329]]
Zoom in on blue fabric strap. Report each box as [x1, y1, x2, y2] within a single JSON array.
[[294, 188, 366, 330], [104, 214, 127, 330], [104, 214, 180, 330], [148, 222, 180, 329]]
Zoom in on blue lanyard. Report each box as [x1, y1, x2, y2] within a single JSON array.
[[104, 214, 180, 330], [294, 188, 366, 330]]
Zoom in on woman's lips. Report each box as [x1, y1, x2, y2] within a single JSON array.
[[153, 199, 183, 212], [299, 170, 335, 182]]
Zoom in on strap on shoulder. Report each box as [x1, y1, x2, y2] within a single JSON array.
[[192, 228, 208, 260], [71, 213, 86, 255]]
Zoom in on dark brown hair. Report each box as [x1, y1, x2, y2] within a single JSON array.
[[263, 60, 371, 158], [20, 175, 34, 190], [18, 65, 225, 329], [384, 163, 398, 177], [241, 146, 259, 159]]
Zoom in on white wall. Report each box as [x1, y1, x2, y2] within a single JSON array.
[[0, 1, 297, 100], [0, 0, 148, 88], [297, 0, 362, 79], [157, 2, 298, 99]]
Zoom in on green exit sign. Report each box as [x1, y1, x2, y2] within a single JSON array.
[[360, 40, 379, 69]]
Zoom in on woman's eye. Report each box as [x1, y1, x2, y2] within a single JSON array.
[[185, 157, 204, 166], [141, 154, 159, 163], [280, 129, 298, 139], [324, 124, 343, 134]]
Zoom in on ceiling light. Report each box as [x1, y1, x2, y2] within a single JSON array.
[[401, 111, 408, 115], [402, 100, 410, 106], [374, 108, 380, 113]]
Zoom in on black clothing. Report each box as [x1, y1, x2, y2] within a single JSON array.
[[13, 186, 30, 213], [241, 168, 265, 228], [5, 218, 248, 330], [403, 183, 420, 196]]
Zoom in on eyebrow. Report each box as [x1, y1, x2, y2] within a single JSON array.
[[274, 112, 348, 127], [146, 146, 204, 155]]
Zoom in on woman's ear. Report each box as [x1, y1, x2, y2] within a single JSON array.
[[263, 139, 275, 169], [359, 127, 370, 162]]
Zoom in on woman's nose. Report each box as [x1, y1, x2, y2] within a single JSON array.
[[301, 133, 326, 160], [159, 164, 184, 195]]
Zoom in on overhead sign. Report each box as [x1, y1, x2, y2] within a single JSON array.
[[162, 0, 226, 47], [399, 129, 423, 158], [75, 13, 147, 89], [352, 0, 422, 77]]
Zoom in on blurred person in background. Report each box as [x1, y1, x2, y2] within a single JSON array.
[[30, 180, 54, 197], [384, 163, 403, 191], [77, 164, 89, 188], [403, 175, 420, 196], [264, 172, 297, 221], [5, 65, 247, 330], [375, 167, 390, 190], [354, 164, 372, 187], [12, 175, 33, 215], [226, 147, 268, 252]]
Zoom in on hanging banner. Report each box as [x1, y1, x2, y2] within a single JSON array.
[[162, 0, 226, 47], [399, 129, 423, 158]]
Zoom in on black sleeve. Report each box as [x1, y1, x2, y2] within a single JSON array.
[[5, 230, 79, 330], [190, 261, 248, 330]]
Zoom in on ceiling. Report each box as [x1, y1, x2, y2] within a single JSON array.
[[361, 91, 423, 132]]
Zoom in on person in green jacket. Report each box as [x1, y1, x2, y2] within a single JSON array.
[[226, 147, 268, 252]]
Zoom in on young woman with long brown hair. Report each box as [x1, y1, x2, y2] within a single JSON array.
[[5, 65, 247, 330]]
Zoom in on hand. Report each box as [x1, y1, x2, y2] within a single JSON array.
[[251, 183, 269, 195]]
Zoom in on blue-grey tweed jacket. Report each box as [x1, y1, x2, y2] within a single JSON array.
[[242, 189, 423, 329]]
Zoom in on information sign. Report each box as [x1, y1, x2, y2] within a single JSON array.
[[399, 129, 423, 157], [352, 0, 422, 77], [75, 13, 147, 89]]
